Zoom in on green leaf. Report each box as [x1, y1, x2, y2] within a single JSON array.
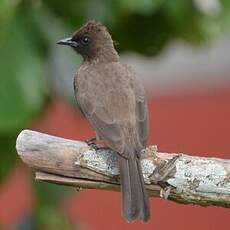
[[118, 0, 163, 14], [0, 135, 17, 179], [35, 205, 73, 230], [0, 0, 21, 40], [34, 182, 73, 229], [35, 182, 71, 206], [0, 15, 47, 135]]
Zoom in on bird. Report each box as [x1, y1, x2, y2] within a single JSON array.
[[57, 20, 150, 222]]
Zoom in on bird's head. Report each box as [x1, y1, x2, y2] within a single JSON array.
[[57, 20, 118, 62]]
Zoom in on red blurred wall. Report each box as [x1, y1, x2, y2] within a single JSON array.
[[1, 88, 230, 229]]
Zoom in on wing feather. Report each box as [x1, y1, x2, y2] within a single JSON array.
[[75, 62, 148, 157]]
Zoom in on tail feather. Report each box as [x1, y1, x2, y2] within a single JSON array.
[[118, 154, 150, 222], [136, 159, 150, 222]]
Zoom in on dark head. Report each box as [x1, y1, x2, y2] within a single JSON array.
[[57, 20, 119, 63]]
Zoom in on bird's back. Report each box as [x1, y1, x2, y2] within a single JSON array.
[[75, 61, 148, 155]]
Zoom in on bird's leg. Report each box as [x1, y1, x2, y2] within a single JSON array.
[[85, 137, 97, 145], [85, 133, 109, 151], [85, 137, 99, 150], [151, 155, 181, 199]]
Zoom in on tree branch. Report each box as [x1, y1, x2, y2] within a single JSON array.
[[16, 129, 230, 208]]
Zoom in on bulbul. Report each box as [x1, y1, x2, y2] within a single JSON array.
[[57, 21, 150, 222]]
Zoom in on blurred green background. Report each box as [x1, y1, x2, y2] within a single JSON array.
[[0, 0, 230, 229]]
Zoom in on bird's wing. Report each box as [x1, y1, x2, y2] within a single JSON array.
[[133, 72, 149, 148], [121, 64, 149, 149], [76, 62, 148, 157]]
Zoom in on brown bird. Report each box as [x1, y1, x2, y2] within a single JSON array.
[[57, 21, 150, 222]]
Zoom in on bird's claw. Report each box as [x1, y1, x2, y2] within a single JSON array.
[[85, 137, 108, 151], [85, 137, 97, 149], [85, 137, 100, 150]]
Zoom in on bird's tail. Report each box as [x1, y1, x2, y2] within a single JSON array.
[[118, 153, 150, 222]]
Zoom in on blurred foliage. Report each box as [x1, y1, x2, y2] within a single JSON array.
[[35, 206, 73, 230], [44, 0, 230, 55], [0, 135, 17, 180], [0, 0, 229, 228], [0, 15, 46, 135]]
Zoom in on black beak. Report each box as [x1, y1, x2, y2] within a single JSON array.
[[57, 37, 77, 47]]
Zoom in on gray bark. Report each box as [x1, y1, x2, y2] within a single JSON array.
[[16, 129, 230, 208]]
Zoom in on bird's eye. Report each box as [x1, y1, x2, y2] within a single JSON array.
[[82, 36, 89, 45]]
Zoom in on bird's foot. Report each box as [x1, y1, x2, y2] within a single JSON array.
[[85, 137, 108, 151], [151, 155, 181, 199], [85, 137, 99, 150], [85, 137, 97, 144]]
